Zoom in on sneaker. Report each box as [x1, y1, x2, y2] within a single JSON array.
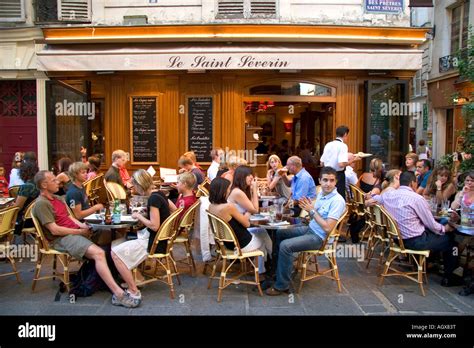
[[459, 285, 474, 296], [112, 291, 141, 308], [440, 275, 465, 287], [125, 289, 142, 300], [265, 287, 290, 296]]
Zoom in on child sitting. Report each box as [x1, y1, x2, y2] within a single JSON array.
[[0, 167, 9, 197], [169, 172, 197, 219]]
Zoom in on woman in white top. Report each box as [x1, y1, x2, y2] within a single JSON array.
[[9, 152, 24, 188], [227, 166, 272, 274], [266, 154, 291, 200], [417, 139, 430, 160]]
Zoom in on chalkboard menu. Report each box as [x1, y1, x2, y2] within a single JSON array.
[[188, 97, 213, 162], [130, 96, 158, 164]]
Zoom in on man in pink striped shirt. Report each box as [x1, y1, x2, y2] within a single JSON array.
[[379, 171, 463, 287]]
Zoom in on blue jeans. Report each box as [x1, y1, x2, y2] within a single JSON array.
[[274, 226, 323, 290], [403, 229, 457, 276]]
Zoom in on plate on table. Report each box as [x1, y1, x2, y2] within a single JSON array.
[[267, 221, 290, 227], [356, 152, 373, 158], [84, 214, 103, 224], [250, 214, 268, 222], [260, 195, 280, 200], [0, 197, 14, 205], [120, 215, 138, 223]]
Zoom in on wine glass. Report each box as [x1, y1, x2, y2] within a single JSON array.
[[269, 205, 276, 223], [99, 208, 106, 224]]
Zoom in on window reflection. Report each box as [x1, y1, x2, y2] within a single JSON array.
[[249, 82, 333, 96]]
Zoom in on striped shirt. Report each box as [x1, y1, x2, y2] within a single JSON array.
[[378, 186, 445, 239]]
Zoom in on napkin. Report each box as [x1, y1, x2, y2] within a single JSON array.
[[268, 221, 290, 226]]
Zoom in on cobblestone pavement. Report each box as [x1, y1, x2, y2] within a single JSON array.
[[1, 241, 473, 316]]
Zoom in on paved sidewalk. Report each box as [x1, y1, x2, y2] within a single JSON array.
[[1, 244, 473, 316]]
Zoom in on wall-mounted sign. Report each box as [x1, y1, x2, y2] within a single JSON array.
[[130, 96, 159, 164], [365, 0, 404, 14], [187, 96, 213, 163]]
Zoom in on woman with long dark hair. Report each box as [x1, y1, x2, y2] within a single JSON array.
[[209, 177, 271, 273], [423, 166, 456, 204], [226, 166, 272, 274], [13, 158, 39, 235], [56, 157, 73, 195]]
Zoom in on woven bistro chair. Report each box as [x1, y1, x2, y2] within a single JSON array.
[[0, 206, 21, 283], [365, 204, 390, 270], [20, 200, 37, 245], [378, 204, 430, 296], [82, 177, 94, 200], [30, 202, 79, 292], [297, 209, 348, 293], [105, 180, 127, 203], [348, 184, 373, 242], [132, 208, 183, 299], [196, 180, 210, 198], [206, 210, 264, 302], [8, 185, 21, 199], [172, 200, 201, 277]]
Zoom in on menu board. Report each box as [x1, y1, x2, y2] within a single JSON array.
[[187, 96, 213, 163], [130, 96, 158, 164]]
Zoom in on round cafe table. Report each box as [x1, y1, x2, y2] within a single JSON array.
[[85, 214, 138, 240], [250, 215, 307, 276], [449, 222, 474, 237]]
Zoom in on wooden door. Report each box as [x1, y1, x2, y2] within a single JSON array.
[[446, 109, 454, 153], [0, 81, 37, 175]]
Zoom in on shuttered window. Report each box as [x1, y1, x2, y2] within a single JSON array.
[[0, 0, 25, 22], [35, 0, 91, 23], [217, 0, 276, 18], [217, 0, 245, 18], [250, 0, 276, 16], [58, 0, 91, 22]]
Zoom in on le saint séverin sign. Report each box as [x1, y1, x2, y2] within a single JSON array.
[[167, 55, 290, 69]]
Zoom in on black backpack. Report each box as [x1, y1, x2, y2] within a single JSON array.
[[60, 245, 118, 297], [67, 259, 108, 297]]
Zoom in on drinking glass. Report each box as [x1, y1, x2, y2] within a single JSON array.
[[269, 206, 276, 223], [441, 199, 450, 216], [99, 208, 106, 224]]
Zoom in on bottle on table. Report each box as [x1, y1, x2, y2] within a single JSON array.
[[460, 194, 472, 226], [112, 199, 121, 224], [104, 204, 112, 225]]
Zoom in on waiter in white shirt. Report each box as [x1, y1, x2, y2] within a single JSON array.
[[207, 148, 224, 181], [320, 125, 358, 200]]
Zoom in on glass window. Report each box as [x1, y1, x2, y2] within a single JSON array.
[[366, 80, 409, 170], [46, 80, 104, 172], [412, 70, 422, 97], [249, 82, 334, 96], [451, 1, 470, 54]]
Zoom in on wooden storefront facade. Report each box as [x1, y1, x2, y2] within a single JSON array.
[[38, 25, 428, 173]]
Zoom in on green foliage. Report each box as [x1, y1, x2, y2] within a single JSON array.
[[437, 153, 454, 171], [455, 27, 474, 173]]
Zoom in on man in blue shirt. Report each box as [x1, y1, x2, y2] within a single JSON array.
[[415, 159, 432, 195], [280, 156, 316, 216], [266, 166, 346, 295]]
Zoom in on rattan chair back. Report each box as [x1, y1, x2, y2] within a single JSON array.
[[206, 210, 242, 257], [149, 207, 183, 255]]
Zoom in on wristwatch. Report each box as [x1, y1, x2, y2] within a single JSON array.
[[309, 209, 316, 218]]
